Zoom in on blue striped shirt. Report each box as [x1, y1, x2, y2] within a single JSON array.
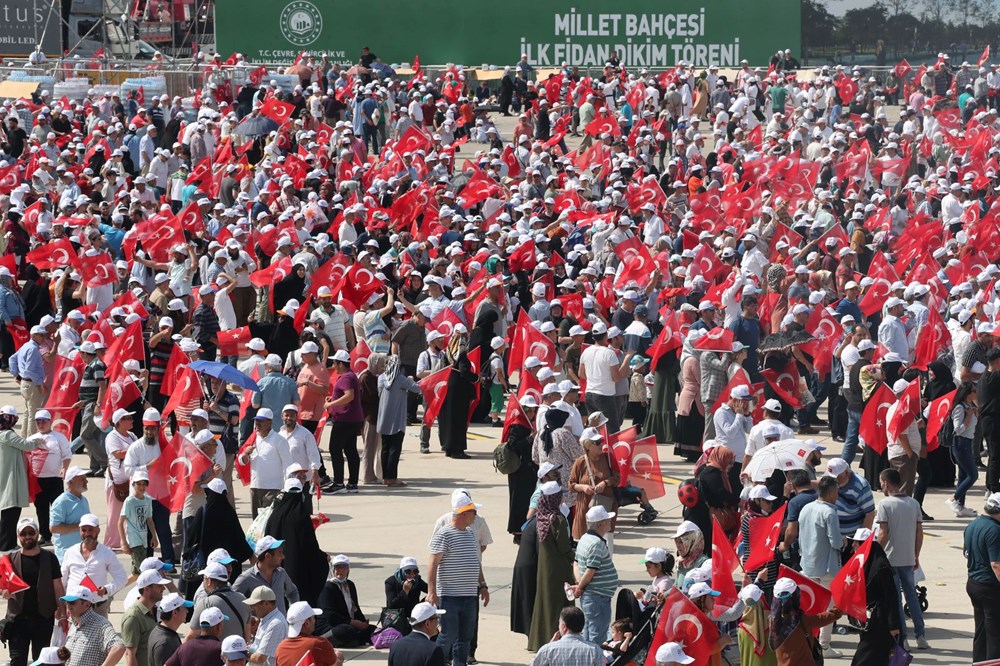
[[576, 532, 618, 598], [834, 472, 875, 538]]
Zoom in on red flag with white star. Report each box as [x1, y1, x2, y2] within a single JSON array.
[[419, 366, 451, 426], [644, 587, 719, 666], [777, 565, 833, 615], [148, 433, 214, 512], [743, 503, 787, 572], [859, 382, 896, 455], [830, 533, 873, 622], [711, 518, 740, 614]]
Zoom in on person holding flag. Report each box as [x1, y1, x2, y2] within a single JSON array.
[[59, 513, 128, 618], [768, 577, 843, 665], [797, 476, 844, 657]]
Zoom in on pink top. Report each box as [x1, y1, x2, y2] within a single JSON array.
[[296, 361, 330, 421]]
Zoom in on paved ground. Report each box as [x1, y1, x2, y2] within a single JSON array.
[[0, 108, 976, 665]]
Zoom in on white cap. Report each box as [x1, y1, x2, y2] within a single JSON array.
[[221, 635, 249, 660], [654, 642, 695, 665], [199, 562, 230, 581], [79, 513, 100, 528], [64, 466, 88, 483], [112, 408, 134, 425], [300, 341, 320, 354], [204, 478, 227, 494], [247, 338, 266, 351], [850, 527, 874, 541], [197, 607, 229, 628], [825, 458, 850, 477], [749, 485, 778, 501], [585, 505, 616, 522], [131, 469, 149, 484], [641, 547, 668, 564], [892, 378, 911, 393], [673, 520, 700, 538], [409, 601, 446, 625], [136, 569, 170, 589], [764, 398, 782, 412], [773, 577, 798, 598], [286, 601, 323, 637], [739, 583, 764, 603], [60, 585, 96, 604], [537, 461, 561, 479], [332, 350, 351, 363], [687, 582, 721, 600]]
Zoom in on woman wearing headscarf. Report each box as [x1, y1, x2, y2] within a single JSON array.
[[376, 355, 422, 487], [531, 406, 583, 507], [644, 332, 680, 446], [673, 521, 708, 590], [567, 430, 619, 540], [740, 485, 781, 599], [271, 261, 307, 316], [697, 445, 741, 538], [0, 407, 40, 549], [19, 265, 52, 327], [510, 505, 538, 639], [384, 556, 428, 633], [468, 310, 499, 424], [182, 480, 254, 599], [675, 331, 705, 461], [505, 396, 539, 539], [924, 360, 956, 487], [737, 584, 778, 666], [264, 479, 329, 606], [438, 328, 479, 458], [768, 577, 842, 666], [527, 481, 575, 651], [358, 352, 387, 485]]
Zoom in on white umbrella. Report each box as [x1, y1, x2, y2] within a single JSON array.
[[744, 441, 809, 482]]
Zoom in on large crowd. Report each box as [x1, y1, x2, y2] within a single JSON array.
[[0, 43, 997, 666]]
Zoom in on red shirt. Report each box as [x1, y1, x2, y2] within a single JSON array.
[[275, 636, 338, 666]]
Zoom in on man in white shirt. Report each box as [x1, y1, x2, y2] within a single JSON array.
[[237, 408, 292, 518], [743, 400, 795, 468], [60, 513, 128, 617], [578, 323, 634, 435], [278, 404, 321, 492], [878, 298, 911, 361]]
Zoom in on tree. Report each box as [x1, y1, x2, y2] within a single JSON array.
[[802, 0, 838, 49], [838, 4, 890, 51]]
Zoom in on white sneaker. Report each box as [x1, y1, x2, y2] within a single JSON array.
[[916, 636, 931, 650], [956, 506, 978, 518], [945, 497, 960, 512], [821, 646, 844, 658]]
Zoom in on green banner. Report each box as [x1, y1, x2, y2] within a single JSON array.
[[216, 0, 800, 68]]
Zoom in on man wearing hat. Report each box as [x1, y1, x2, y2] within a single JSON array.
[[174, 607, 232, 664], [243, 586, 287, 666], [49, 466, 90, 561], [237, 409, 292, 518], [9, 324, 49, 436], [28, 409, 72, 545], [4, 517, 65, 666], [426, 491, 489, 666], [62, 585, 125, 666], [76, 341, 108, 477], [122, 569, 169, 666], [234, 536, 298, 615], [60, 513, 127, 618], [148, 592, 192, 666], [275, 601, 337, 666], [191, 284, 221, 361], [797, 475, 843, 656], [571, 505, 619, 644], [387, 601, 446, 666], [189, 562, 249, 641]]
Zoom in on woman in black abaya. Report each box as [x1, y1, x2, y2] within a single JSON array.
[[924, 360, 957, 487], [265, 482, 329, 606], [182, 484, 253, 595], [509, 515, 537, 638], [438, 329, 479, 459], [468, 310, 499, 424], [851, 539, 901, 665]]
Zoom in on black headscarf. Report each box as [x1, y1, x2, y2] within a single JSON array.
[[540, 407, 570, 455], [468, 310, 499, 362], [924, 360, 955, 401], [183, 488, 253, 566]]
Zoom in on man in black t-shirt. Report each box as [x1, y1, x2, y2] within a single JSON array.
[[5, 517, 65, 666]]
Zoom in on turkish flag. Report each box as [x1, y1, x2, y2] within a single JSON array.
[[520, 323, 558, 369], [803, 306, 843, 378], [887, 378, 921, 444], [500, 145, 521, 179], [107, 290, 149, 320], [105, 320, 145, 366], [259, 98, 295, 124], [744, 503, 787, 572], [148, 433, 215, 512], [176, 200, 205, 235], [778, 565, 833, 615], [647, 311, 684, 370], [688, 244, 723, 285], [710, 518, 740, 614], [429, 308, 464, 339], [396, 125, 433, 155], [161, 366, 203, 421], [926, 389, 957, 452], [894, 59, 912, 80], [78, 574, 99, 593], [249, 257, 293, 289], [831, 534, 874, 622], [160, 345, 188, 397], [83, 318, 116, 350], [761, 363, 802, 409], [457, 169, 499, 209], [350, 339, 372, 375], [501, 392, 531, 444], [506, 310, 531, 372], [711, 372, 753, 415], [140, 217, 186, 263], [239, 365, 262, 423], [45, 354, 84, 409], [694, 327, 735, 353], [419, 366, 451, 426], [507, 240, 537, 274], [613, 238, 656, 289], [516, 370, 543, 411], [859, 255, 899, 317], [25, 239, 80, 271], [859, 382, 896, 455], [0, 554, 29, 595], [217, 327, 251, 358], [644, 588, 719, 666], [335, 263, 385, 311], [980, 44, 991, 68], [248, 66, 267, 86], [305, 255, 349, 299], [234, 431, 255, 486], [99, 359, 142, 428], [584, 111, 620, 137], [912, 307, 950, 371], [837, 76, 859, 104]]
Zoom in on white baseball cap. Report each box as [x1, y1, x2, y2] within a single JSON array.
[[409, 601, 446, 625], [286, 601, 322, 637], [773, 577, 798, 599], [749, 485, 778, 501], [136, 569, 170, 589], [585, 505, 616, 522], [655, 642, 694, 665], [197, 607, 229, 628]]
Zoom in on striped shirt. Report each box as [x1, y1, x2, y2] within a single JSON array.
[[428, 524, 481, 597], [79, 358, 106, 402], [834, 472, 876, 538], [148, 340, 174, 388], [576, 531, 618, 598]]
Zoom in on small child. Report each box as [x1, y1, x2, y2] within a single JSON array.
[[638, 546, 676, 608], [627, 356, 649, 428], [119, 469, 157, 577], [601, 619, 634, 663]]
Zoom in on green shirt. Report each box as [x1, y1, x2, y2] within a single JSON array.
[[576, 531, 618, 598], [121, 602, 157, 666], [769, 85, 788, 111], [965, 515, 1000, 586]]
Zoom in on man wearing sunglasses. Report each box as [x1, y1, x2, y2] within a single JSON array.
[[4, 517, 67, 666]]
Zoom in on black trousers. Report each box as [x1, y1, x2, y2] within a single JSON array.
[[401, 364, 419, 421], [968, 578, 1000, 662], [7, 616, 54, 666], [34, 477, 64, 540], [328, 420, 362, 485], [987, 425, 1000, 493], [0, 506, 22, 551], [381, 431, 404, 480]]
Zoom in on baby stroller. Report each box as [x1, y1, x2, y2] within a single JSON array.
[[614, 485, 659, 524], [609, 589, 661, 666]]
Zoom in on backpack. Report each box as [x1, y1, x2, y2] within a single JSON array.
[[937, 403, 956, 448], [493, 441, 521, 475]]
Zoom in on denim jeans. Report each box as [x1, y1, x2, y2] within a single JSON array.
[[953, 435, 979, 505], [842, 409, 862, 464], [894, 566, 925, 640], [580, 591, 612, 644], [437, 595, 477, 666]]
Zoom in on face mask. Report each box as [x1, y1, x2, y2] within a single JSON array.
[[333, 574, 348, 584], [559, 503, 570, 518]]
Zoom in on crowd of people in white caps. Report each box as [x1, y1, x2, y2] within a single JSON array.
[[0, 43, 998, 666]]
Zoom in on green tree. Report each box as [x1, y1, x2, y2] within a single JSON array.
[[838, 4, 890, 51], [802, 0, 838, 48]]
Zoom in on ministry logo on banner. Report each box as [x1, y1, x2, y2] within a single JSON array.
[[280, 0, 323, 47]]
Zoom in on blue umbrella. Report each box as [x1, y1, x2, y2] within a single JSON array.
[[187, 360, 260, 392]]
